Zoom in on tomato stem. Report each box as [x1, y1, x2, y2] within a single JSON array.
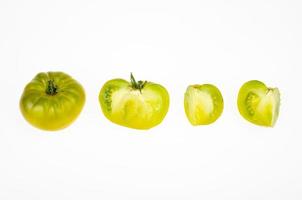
[[130, 73, 147, 93], [46, 80, 58, 95]]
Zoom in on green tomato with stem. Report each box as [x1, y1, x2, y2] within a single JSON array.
[[99, 73, 170, 130], [237, 80, 280, 127], [20, 72, 85, 131], [184, 84, 224, 125]]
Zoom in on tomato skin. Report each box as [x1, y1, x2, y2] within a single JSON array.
[[20, 72, 85, 131], [99, 77, 170, 130]]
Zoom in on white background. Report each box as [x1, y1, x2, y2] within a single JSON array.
[[0, 0, 301, 199]]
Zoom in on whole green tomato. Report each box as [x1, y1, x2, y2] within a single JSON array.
[[99, 73, 170, 130], [20, 72, 85, 131]]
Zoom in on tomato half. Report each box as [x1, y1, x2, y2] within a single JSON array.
[[20, 72, 85, 131], [99, 73, 170, 130]]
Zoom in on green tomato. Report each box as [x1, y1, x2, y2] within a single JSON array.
[[20, 72, 85, 131], [184, 84, 224, 125], [99, 73, 170, 130], [237, 80, 280, 127]]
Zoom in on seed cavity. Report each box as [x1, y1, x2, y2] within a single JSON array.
[[245, 92, 259, 116], [104, 86, 115, 112]]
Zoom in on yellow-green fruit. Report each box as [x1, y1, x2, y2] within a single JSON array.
[[237, 80, 280, 127], [184, 84, 224, 125], [99, 73, 170, 130], [20, 72, 85, 131]]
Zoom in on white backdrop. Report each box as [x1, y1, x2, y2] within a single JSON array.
[[0, 0, 301, 199]]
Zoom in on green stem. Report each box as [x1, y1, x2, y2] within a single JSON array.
[[130, 73, 147, 92], [46, 80, 58, 95]]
